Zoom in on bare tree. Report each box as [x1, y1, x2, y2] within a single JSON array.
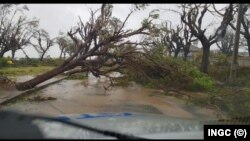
[[228, 5, 250, 56], [162, 23, 197, 59], [241, 5, 250, 56], [142, 19, 197, 60], [229, 4, 244, 83], [144, 23, 170, 57], [182, 25, 197, 60], [0, 4, 38, 59], [15, 4, 152, 90], [216, 30, 234, 56], [164, 24, 184, 58], [56, 32, 74, 60], [180, 4, 233, 73], [20, 48, 30, 60], [213, 4, 250, 56], [31, 29, 54, 61], [56, 32, 77, 60]]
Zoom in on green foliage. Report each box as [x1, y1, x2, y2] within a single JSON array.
[[0, 66, 54, 76], [66, 73, 88, 80], [193, 52, 203, 64], [0, 57, 9, 68], [13, 58, 63, 67], [191, 76, 214, 91], [228, 67, 250, 87], [209, 64, 250, 87], [209, 65, 230, 82], [168, 58, 214, 91], [207, 66, 250, 116], [188, 86, 250, 117], [113, 77, 130, 86], [13, 58, 40, 67], [149, 9, 160, 19], [212, 87, 250, 117], [0, 57, 14, 68], [142, 19, 151, 29], [214, 53, 229, 65], [40, 58, 63, 66], [133, 4, 148, 11], [119, 51, 214, 92]]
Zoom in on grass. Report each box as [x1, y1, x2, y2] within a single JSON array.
[[0, 66, 54, 76], [65, 73, 88, 80], [189, 86, 250, 118], [188, 66, 250, 118]]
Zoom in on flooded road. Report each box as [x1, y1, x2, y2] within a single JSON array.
[[1, 74, 224, 120]]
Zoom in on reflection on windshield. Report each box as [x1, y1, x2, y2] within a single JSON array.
[[32, 112, 204, 139]]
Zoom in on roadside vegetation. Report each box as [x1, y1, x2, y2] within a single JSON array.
[[114, 52, 250, 118], [0, 66, 54, 76], [1, 4, 250, 119], [0, 57, 56, 76]]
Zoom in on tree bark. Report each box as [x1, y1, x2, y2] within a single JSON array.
[[15, 63, 75, 90], [229, 4, 243, 82], [183, 51, 188, 61], [174, 50, 179, 58], [0, 47, 8, 58], [14, 4, 150, 91], [11, 50, 16, 60], [247, 38, 250, 57], [21, 48, 30, 60], [63, 52, 66, 60], [59, 50, 63, 60], [0, 51, 4, 58], [40, 52, 45, 61], [200, 46, 210, 73]]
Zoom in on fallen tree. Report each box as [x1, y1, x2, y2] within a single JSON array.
[[15, 4, 153, 91]]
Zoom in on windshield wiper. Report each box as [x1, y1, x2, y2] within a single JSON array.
[[0, 111, 146, 139]]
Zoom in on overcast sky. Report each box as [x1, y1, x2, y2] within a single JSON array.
[[4, 4, 232, 59]]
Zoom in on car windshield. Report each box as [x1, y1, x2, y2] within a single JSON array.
[[0, 3, 249, 139]]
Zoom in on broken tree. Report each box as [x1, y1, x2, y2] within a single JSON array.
[[15, 4, 151, 91]]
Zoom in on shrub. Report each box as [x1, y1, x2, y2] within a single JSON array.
[[214, 88, 250, 117], [0, 57, 14, 68], [174, 58, 214, 91], [214, 53, 229, 66], [119, 55, 214, 91], [13, 58, 64, 67], [66, 73, 88, 80], [40, 58, 63, 66], [13, 58, 40, 67], [113, 77, 131, 86], [0, 58, 8, 68], [190, 76, 214, 91]]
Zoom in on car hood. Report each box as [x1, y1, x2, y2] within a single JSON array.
[[33, 112, 205, 139]]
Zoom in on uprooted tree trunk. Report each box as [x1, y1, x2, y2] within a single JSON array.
[[31, 29, 54, 62], [16, 61, 75, 90], [15, 4, 151, 91]]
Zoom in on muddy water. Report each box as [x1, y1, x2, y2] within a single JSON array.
[[1, 74, 224, 120], [0, 76, 36, 102], [0, 75, 64, 103]]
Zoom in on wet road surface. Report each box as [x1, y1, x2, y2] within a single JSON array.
[[0, 74, 225, 120]]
